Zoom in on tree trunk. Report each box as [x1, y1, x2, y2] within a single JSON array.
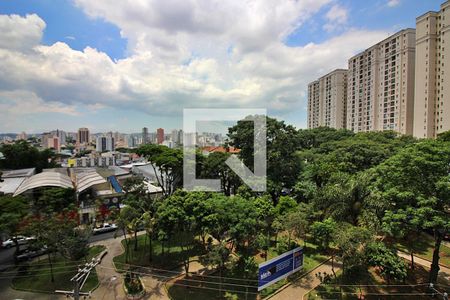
[[48, 252, 54, 283], [429, 230, 443, 284], [13, 239, 19, 264], [148, 234, 153, 262], [134, 231, 138, 251], [410, 250, 415, 270], [331, 255, 337, 279]]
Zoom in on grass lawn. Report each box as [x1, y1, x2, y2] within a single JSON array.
[[306, 262, 450, 300], [167, 240, 329, 300], [394, 233, 450, 267], [12, 245, 105, 293], [113, 232, 206, 272]]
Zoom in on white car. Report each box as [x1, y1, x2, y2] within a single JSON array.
[[93, 223, 118, 235], [2, 236, 34, 248]]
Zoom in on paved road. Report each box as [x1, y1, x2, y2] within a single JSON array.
[[0, 231, 118, 269]]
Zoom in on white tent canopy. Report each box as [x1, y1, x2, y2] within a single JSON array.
[[14, 172, 73, 196], [13, 168, 108, 196]]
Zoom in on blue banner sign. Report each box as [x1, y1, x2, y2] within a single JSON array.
[[258, 247, 303, 291]]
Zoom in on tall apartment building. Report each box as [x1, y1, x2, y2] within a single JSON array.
[[307, 69, 348, 129], [414, 1, 450, 138], [157, 128, 164, 144], [142, 127, 149, 144], [77, 127, 90, 144], [96, 135, 115, 152], [347, 29, 416, 134]]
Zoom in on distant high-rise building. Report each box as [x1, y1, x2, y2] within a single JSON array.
[[307, 69, 348, 129], [413, 1, 450, 138], [16, 131, 27, 141], [77, 128, 90, 144], [97, 133, 115, 152], [157, 128, 164, 144], [142, 127, 149, 144], [347, 28, 416, 134], [42, 133, 60, 152], [96, 136, 107, 152], [106, 132, 115, 152]]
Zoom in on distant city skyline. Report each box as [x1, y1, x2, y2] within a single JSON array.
[[0, 1, 446, 133]]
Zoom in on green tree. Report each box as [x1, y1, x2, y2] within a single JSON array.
[[311, 218, 337, 251], [227, 116, 302, 194], [0, 140, 56, 171], [0, 195, 29, 257], [136, 144, 183, 197], [334, 224, 372, 277], [273, 196, 297, 217], [366, 241, 407, 283], [201, 152, 241, 196], [155, 191, 201, 273], [34, 187, 76, 214], [201, 241, 231, 293], [382, 209, 421, 270], [374, 140, 450, 283]]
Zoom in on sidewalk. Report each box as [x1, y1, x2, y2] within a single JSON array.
[[91, 234, 171, 300], [269, 259, 342, 300], [397, 251, 450, 281]]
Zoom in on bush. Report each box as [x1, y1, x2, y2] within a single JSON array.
[[124, 272, 144, 295]]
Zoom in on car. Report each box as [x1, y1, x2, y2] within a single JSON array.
[[2, 236, 34, 249], [93, 223, 118, 235], [16, 246, 49, 262]]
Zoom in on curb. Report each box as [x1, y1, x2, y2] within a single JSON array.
[[262, 257, 332, 300]]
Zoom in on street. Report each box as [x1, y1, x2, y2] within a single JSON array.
[[0, 230, 119, 269]]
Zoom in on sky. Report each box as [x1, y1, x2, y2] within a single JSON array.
[[0, 0, 445, 133]]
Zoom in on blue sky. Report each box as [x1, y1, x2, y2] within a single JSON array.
[[0, 0, 446, 133]]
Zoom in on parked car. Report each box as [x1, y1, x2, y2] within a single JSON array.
[[93, 223, 118, 235], [2, 236, 34, 249], [16, 246, 49, 261]]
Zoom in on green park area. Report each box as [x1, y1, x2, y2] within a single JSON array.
[[12, 245, 105, 293], [394, 233, 450, 267], [2, 123, 450, 300]]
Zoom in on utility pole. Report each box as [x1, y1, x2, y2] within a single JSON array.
[[55, 250, 107, 299]]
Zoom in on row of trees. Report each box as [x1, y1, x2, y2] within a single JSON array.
[[132, 119, 449, 285]]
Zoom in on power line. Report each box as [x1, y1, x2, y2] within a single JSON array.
[[99, 265, 258, 289], [113, 261, 261, 282], [103, 270, 260, 296]]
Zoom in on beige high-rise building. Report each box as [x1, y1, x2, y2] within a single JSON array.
[[307, 69, 348, 129], [347, 29, 416, 135], [77, 127, 90, 144], [413, 1, 450, 138]]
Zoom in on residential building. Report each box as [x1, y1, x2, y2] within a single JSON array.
[[157, 128, 164, 144], [142, 127, 149, 144], [347, 28, 416, 134], [96, 135, 115, 152], [307, 69, 348, 129], [414, 1, 450, 138], [16, 132, 27, 141], [77, 127, 90, 144], [41, 133, 60, 151]]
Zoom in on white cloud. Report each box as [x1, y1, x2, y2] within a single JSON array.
[[387, 0, 401, 8], [323, 4, 349, 32], [0, 14, 45, 51], [0, 90, 79, 116], [0, 2, 391, 130]]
